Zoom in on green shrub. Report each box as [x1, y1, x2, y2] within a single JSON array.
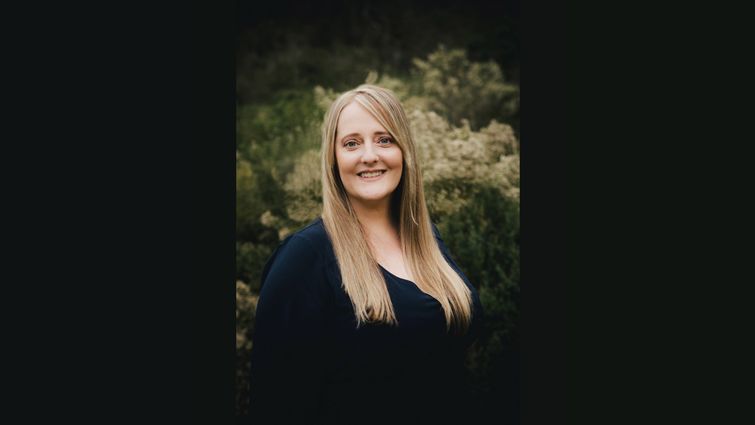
[[236, 281, 258, 416], [235, 45, 520, 416], [412, 45, 519, 130]]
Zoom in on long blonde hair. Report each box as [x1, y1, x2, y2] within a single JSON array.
[[320, 84, 473, 335]]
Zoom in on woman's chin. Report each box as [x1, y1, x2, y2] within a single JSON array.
[[350, 192, 392, 206]]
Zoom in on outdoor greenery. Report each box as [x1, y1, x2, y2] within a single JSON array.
[[236, 43, 520, 417]]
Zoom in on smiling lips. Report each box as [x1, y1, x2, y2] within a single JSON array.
[[357, 169, 387, 179]]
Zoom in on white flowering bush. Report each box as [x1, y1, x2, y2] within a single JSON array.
[[409, 109, 519, 201]]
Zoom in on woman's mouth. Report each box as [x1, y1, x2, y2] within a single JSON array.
[[357, 170, 386, 180]]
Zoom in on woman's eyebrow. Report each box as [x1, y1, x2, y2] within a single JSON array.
[[339, 131, 390, 142]]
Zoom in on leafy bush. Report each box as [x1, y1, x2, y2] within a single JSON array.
[[411, 45, 519, 130], [236, 45, 520, 416], [236, 281, 258, 416]]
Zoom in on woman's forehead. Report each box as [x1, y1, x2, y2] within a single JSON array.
[[336, 102, 387, 136]]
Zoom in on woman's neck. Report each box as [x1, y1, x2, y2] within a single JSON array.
[[350, 199, 399, 242]]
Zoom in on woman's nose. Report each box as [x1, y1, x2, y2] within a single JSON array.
[[361, 144, 379, 163]]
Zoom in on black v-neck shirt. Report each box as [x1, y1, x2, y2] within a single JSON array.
[[245, 217, 484, 425]]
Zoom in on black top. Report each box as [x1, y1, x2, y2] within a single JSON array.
[[245, 217, 484, 425]]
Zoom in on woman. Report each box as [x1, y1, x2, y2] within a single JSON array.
[[246, 84, 484, 425]]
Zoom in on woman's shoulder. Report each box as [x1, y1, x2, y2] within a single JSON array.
[[288, 216, 330, 250], [270, 217, 335, 268], [259, 217, 334, 290]]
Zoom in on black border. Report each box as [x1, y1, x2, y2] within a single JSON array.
[[522, 0, 567, 424], [192, 0, 237, 423], [31, 0, 738, 422]]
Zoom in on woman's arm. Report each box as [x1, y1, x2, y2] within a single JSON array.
[[246, 234, 330, 424]]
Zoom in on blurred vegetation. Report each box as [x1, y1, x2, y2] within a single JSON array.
[[236, 1, 520, 420], [236, 281, 257, 414]]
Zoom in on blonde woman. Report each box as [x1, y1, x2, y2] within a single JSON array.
[[246, 85, 484, 425]]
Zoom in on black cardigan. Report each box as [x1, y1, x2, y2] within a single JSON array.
[[244, 217, 484, 425]]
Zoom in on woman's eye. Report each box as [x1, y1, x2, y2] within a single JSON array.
[[378, 137, 392, 145], [344, 140, 358, 148]]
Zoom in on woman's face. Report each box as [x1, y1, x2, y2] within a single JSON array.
[[335, 101, 403, 210]]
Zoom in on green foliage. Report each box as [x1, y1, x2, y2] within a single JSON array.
[[236, 281, 258, 416], [436, 186, 520, 333], [236, 2, 519, 106], [235, 45, 520, 415], [237, 40, 389, 105], [421, 184, 520, 397], [237, 88, 323, 167], [236, 242, 273, 292], [412, 45, 519, 130]]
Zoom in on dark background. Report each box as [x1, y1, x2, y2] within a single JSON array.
[[237, 0, 519, 103], [13, 0, 739, 423]]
